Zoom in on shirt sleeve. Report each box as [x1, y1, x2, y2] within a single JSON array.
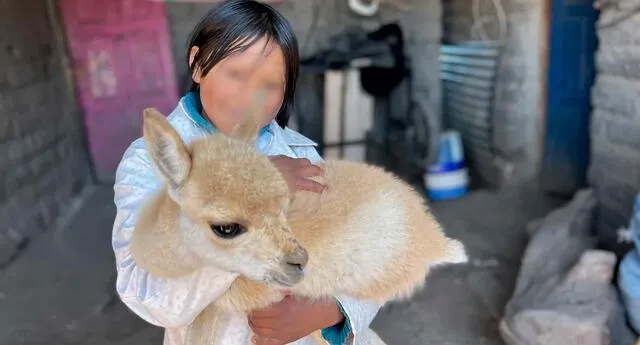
[[323, 296, 383, 345], [112, 139, 239, 328]]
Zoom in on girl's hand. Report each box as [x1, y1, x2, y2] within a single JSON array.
[[248, 295, 345, 345], [269, 155, 325, 194]]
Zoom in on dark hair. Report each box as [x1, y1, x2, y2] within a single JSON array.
[[187, 0, 299, 128]]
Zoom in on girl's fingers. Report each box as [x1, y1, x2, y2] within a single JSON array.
[[295, 158, 312, 167], [295, 179, 325, 193], [248, 318, 278, 339], [251, 336, 285, 345], [299, 164, 322, 178]]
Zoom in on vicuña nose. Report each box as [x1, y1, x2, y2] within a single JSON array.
[[284, 247, 308, 270]]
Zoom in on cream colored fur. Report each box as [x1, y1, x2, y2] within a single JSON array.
[[130, 96, 468, 345]]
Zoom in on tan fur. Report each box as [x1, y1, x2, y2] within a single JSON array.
[[131, 101, 468, 344]]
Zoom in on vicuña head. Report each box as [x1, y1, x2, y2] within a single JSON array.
[[141, 95, 307, 288]]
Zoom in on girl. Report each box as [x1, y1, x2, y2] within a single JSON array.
[[111, 1, 382, 344]]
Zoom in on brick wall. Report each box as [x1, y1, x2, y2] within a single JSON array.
[[589, 2, 640, 255], [0, 1, 92, 265], [443, 0, 543, 185]]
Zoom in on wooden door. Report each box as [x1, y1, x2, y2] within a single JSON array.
[[57, 0, 178, 182], [540, 0, 598, 196]]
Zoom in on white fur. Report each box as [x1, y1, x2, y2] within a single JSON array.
[[445, 239, 468, 264], [294, 190, 409, 297]]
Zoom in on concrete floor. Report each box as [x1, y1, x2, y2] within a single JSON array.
[[0, 184, 564, 345]]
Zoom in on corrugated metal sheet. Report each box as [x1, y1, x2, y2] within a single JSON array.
[[440, 41, 501, 181]]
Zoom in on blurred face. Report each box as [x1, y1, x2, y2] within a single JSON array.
[[189, 37, 286, 134]]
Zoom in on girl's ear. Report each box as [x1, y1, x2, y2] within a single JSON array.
[[189, 46, 202, 84]]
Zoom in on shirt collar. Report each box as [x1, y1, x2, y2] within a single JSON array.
[[181, 92, 271, 137]]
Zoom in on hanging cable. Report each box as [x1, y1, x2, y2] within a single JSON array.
[[348, 0, 381, 16]]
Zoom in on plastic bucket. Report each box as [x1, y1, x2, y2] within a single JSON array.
[[424, 130, 469, 201]]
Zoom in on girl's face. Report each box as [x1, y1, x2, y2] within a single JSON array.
[[189, 37, 287, 134]]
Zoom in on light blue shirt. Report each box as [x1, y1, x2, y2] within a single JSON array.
[[619, 194, 640, 334], [112, 93, 381, 345]]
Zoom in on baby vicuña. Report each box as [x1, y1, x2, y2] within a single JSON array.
[[130, 96, 468, 345]]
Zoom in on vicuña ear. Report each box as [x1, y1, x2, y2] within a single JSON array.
[[229, 91, 267, 143], [142, 108, 191, 191]]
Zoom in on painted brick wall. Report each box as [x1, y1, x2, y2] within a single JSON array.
[[443, 0, 543, 185], [589, 2, 640, 255], [0, 1, 92, 265]]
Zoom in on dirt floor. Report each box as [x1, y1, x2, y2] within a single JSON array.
[[0, 183, 566, 345]]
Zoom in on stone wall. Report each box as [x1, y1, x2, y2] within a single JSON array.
[[589, 1, 640, 255], [0, 1, 92, 265], [443, 0, 543, 185]]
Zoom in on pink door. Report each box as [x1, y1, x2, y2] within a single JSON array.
[[58, 0, 179, 182]]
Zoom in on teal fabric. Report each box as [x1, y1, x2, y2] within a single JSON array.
[[183, 92, 270, 137], [321, 300, 352, 345]]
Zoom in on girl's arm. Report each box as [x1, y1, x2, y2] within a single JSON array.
[[112, 139, 239, 328]]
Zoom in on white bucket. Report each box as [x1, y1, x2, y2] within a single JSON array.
[[424, 130, 469, 200]]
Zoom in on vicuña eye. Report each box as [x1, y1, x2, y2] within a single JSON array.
[[210, 223, 245, 239]]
